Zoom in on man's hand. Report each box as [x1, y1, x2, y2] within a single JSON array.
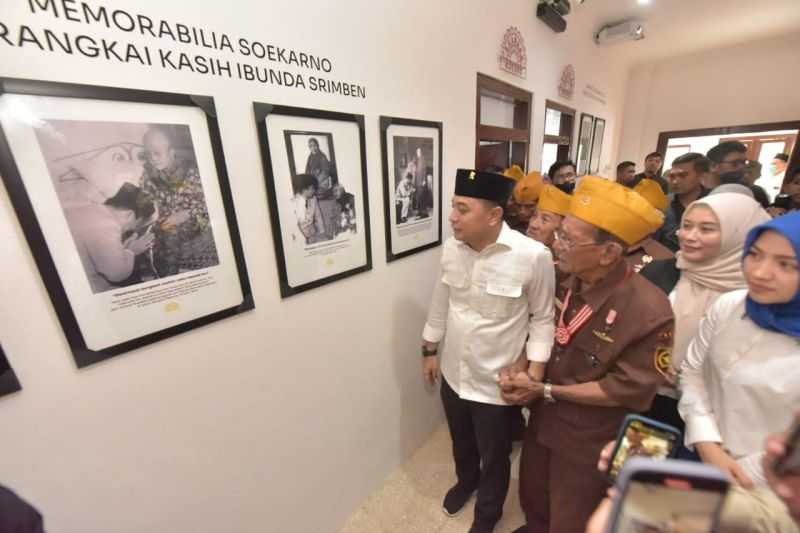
[[500, 374, 544, 405], [763, 417, 800, 523], [497, 355, 529, 391], [527, 361, 546, 382], [422, 356, 439, 385], [696, 442, 754, 489]]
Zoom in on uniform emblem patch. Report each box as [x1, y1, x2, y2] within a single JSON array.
[[654, 346, 671, 377]]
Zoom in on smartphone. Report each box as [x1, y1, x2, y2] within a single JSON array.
[[607, 415, 681, 482], [606, 457, 729, 533], [773, 417, 800, 477]]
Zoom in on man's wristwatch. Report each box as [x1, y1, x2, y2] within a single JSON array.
[[421, 346, 438, 357], [543, 383, 555, 404]]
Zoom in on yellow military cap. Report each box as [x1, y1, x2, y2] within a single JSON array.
[[513, 171, 544, 204], [503, 165, 525, 182], [537, 184, 571, 216], [570, 176, 665, 245], [633, 179, 669, 211]]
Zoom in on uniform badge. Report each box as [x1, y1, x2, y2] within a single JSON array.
[[605, 309, 617, 326], [592, 330, 614, 343], [654, 346, 672, 378], [469, 171, 476, 180]]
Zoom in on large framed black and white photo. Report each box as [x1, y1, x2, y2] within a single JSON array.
[[253, 103, 371, 297], [576, 113, 594, 176], [590, 117, 606, 174], [380, 116, 442, 262], [0, 78, 254, 368]]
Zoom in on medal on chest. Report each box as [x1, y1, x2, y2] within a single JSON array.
[[555, 290, 594, 346]]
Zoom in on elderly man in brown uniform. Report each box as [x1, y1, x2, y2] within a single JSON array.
[[500, 177, 675, 533]]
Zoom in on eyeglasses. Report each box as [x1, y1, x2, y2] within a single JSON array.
[[553, 228, 602, 250]]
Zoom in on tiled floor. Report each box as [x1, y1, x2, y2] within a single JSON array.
[[337, 424, 525, 533]]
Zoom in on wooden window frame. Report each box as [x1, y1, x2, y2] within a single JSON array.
[[475, 73, 532, 171]]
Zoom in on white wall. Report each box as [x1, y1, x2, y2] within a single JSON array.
[[618, 31, 800, 166], [0, 2, 630, 531]]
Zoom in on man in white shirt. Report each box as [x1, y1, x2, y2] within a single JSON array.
[[421, 168, 555, 533]]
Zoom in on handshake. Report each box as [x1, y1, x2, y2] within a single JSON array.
[[496, 360, 547, 406]]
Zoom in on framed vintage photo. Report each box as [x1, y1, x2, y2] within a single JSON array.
[[380, 116, 443, 262], [253, 103, 372, 298], [0, 344, 22, 397], [590, 117, 606, 174], [0, 78, 254, 368], [576, 113, 595, 176]]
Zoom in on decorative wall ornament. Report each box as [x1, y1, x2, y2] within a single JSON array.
[[499, 27, 527, 79], [558, 64, 576, 100]]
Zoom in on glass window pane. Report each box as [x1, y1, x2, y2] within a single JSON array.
[[758, 141, 787, 170], [478, 140, 510, 170], [480, 93, 515, 129], [542, 142, 558, 175], [545, 108, 562, 137]]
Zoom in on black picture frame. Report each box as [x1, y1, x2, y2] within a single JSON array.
[[380, 116, 443, 262], [590, 117, 606, 174], [576, 113, 595, 176], [0, 78, 254, 368], [0, 344, 22, 397], [253, 103, 372, 297]]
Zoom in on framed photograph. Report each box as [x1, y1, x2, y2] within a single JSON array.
[[253, 103, 371, 298], [0, 78, 254, 368], [0, 344, 22, 397], [576, 113, 595, 176], [380, 116, 443, 262], [590, 117, 606, 174]]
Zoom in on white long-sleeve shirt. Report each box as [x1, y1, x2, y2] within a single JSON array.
[[423, 223, 555, 405], [678, 289, 800, 486]]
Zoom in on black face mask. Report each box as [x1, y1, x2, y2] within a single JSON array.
[[555, 182, 575, 194], [718, 170, 746, 185]]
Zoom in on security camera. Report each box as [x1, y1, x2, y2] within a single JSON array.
[[595, 20, 645, 46]]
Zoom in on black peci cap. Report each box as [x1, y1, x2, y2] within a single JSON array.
[[454, 168, 516, 206]]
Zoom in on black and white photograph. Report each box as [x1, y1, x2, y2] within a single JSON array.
[[34, 120, 219, 294], [284, 131, 358, 244], [380, 116, 442, 262], [590, 117, 606, 174], [254, 103, 371, 298], [576, 113, 595, 176], [0, 344, 22, 397], [0, 78, 253, 367]]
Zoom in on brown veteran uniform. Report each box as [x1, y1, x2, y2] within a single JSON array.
[[624, 236, 674, 273], [518, 177, 675, 533], [626, 179, 674, 272]]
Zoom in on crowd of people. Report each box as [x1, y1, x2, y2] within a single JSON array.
[[421, 140, 799, 533]]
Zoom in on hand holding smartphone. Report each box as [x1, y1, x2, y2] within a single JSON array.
[[606, 458, 729, 533], [607, 415, 681, 482]]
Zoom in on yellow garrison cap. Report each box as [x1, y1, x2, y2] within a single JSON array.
[[633, 179, 669, 211], [537, 184, 571, 216], [570, 176, 665, 245], [503, 165, 525, 182], [513, 171, 544, 204]]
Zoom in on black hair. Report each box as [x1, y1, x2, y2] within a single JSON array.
[[617, 161, 636, 173], [548, 160, 575, 179], [645, 152, 663, 161], [775, 153, 790, 162], [292, 173, 318, 195], [104, 183, 155, 220], [671, 152, 712, 174], [706, 141, 746, 164], [771, 194, 792, 210]]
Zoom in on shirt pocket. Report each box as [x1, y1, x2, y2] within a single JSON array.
[[569, 334, 616, 382], [473, 279, 524, 320]]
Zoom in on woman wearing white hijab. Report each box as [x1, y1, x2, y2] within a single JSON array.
[[645, 192, 770, 435]]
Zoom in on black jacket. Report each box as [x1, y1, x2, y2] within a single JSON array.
[[639, 258, 680, 296]]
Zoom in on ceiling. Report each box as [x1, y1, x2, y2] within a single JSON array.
[[566, 0, 800, 65]]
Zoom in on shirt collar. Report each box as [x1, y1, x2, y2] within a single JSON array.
[[456, 221, 516, 251]]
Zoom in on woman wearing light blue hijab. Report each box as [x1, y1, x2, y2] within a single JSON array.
[[679, 210, 800, 531]]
